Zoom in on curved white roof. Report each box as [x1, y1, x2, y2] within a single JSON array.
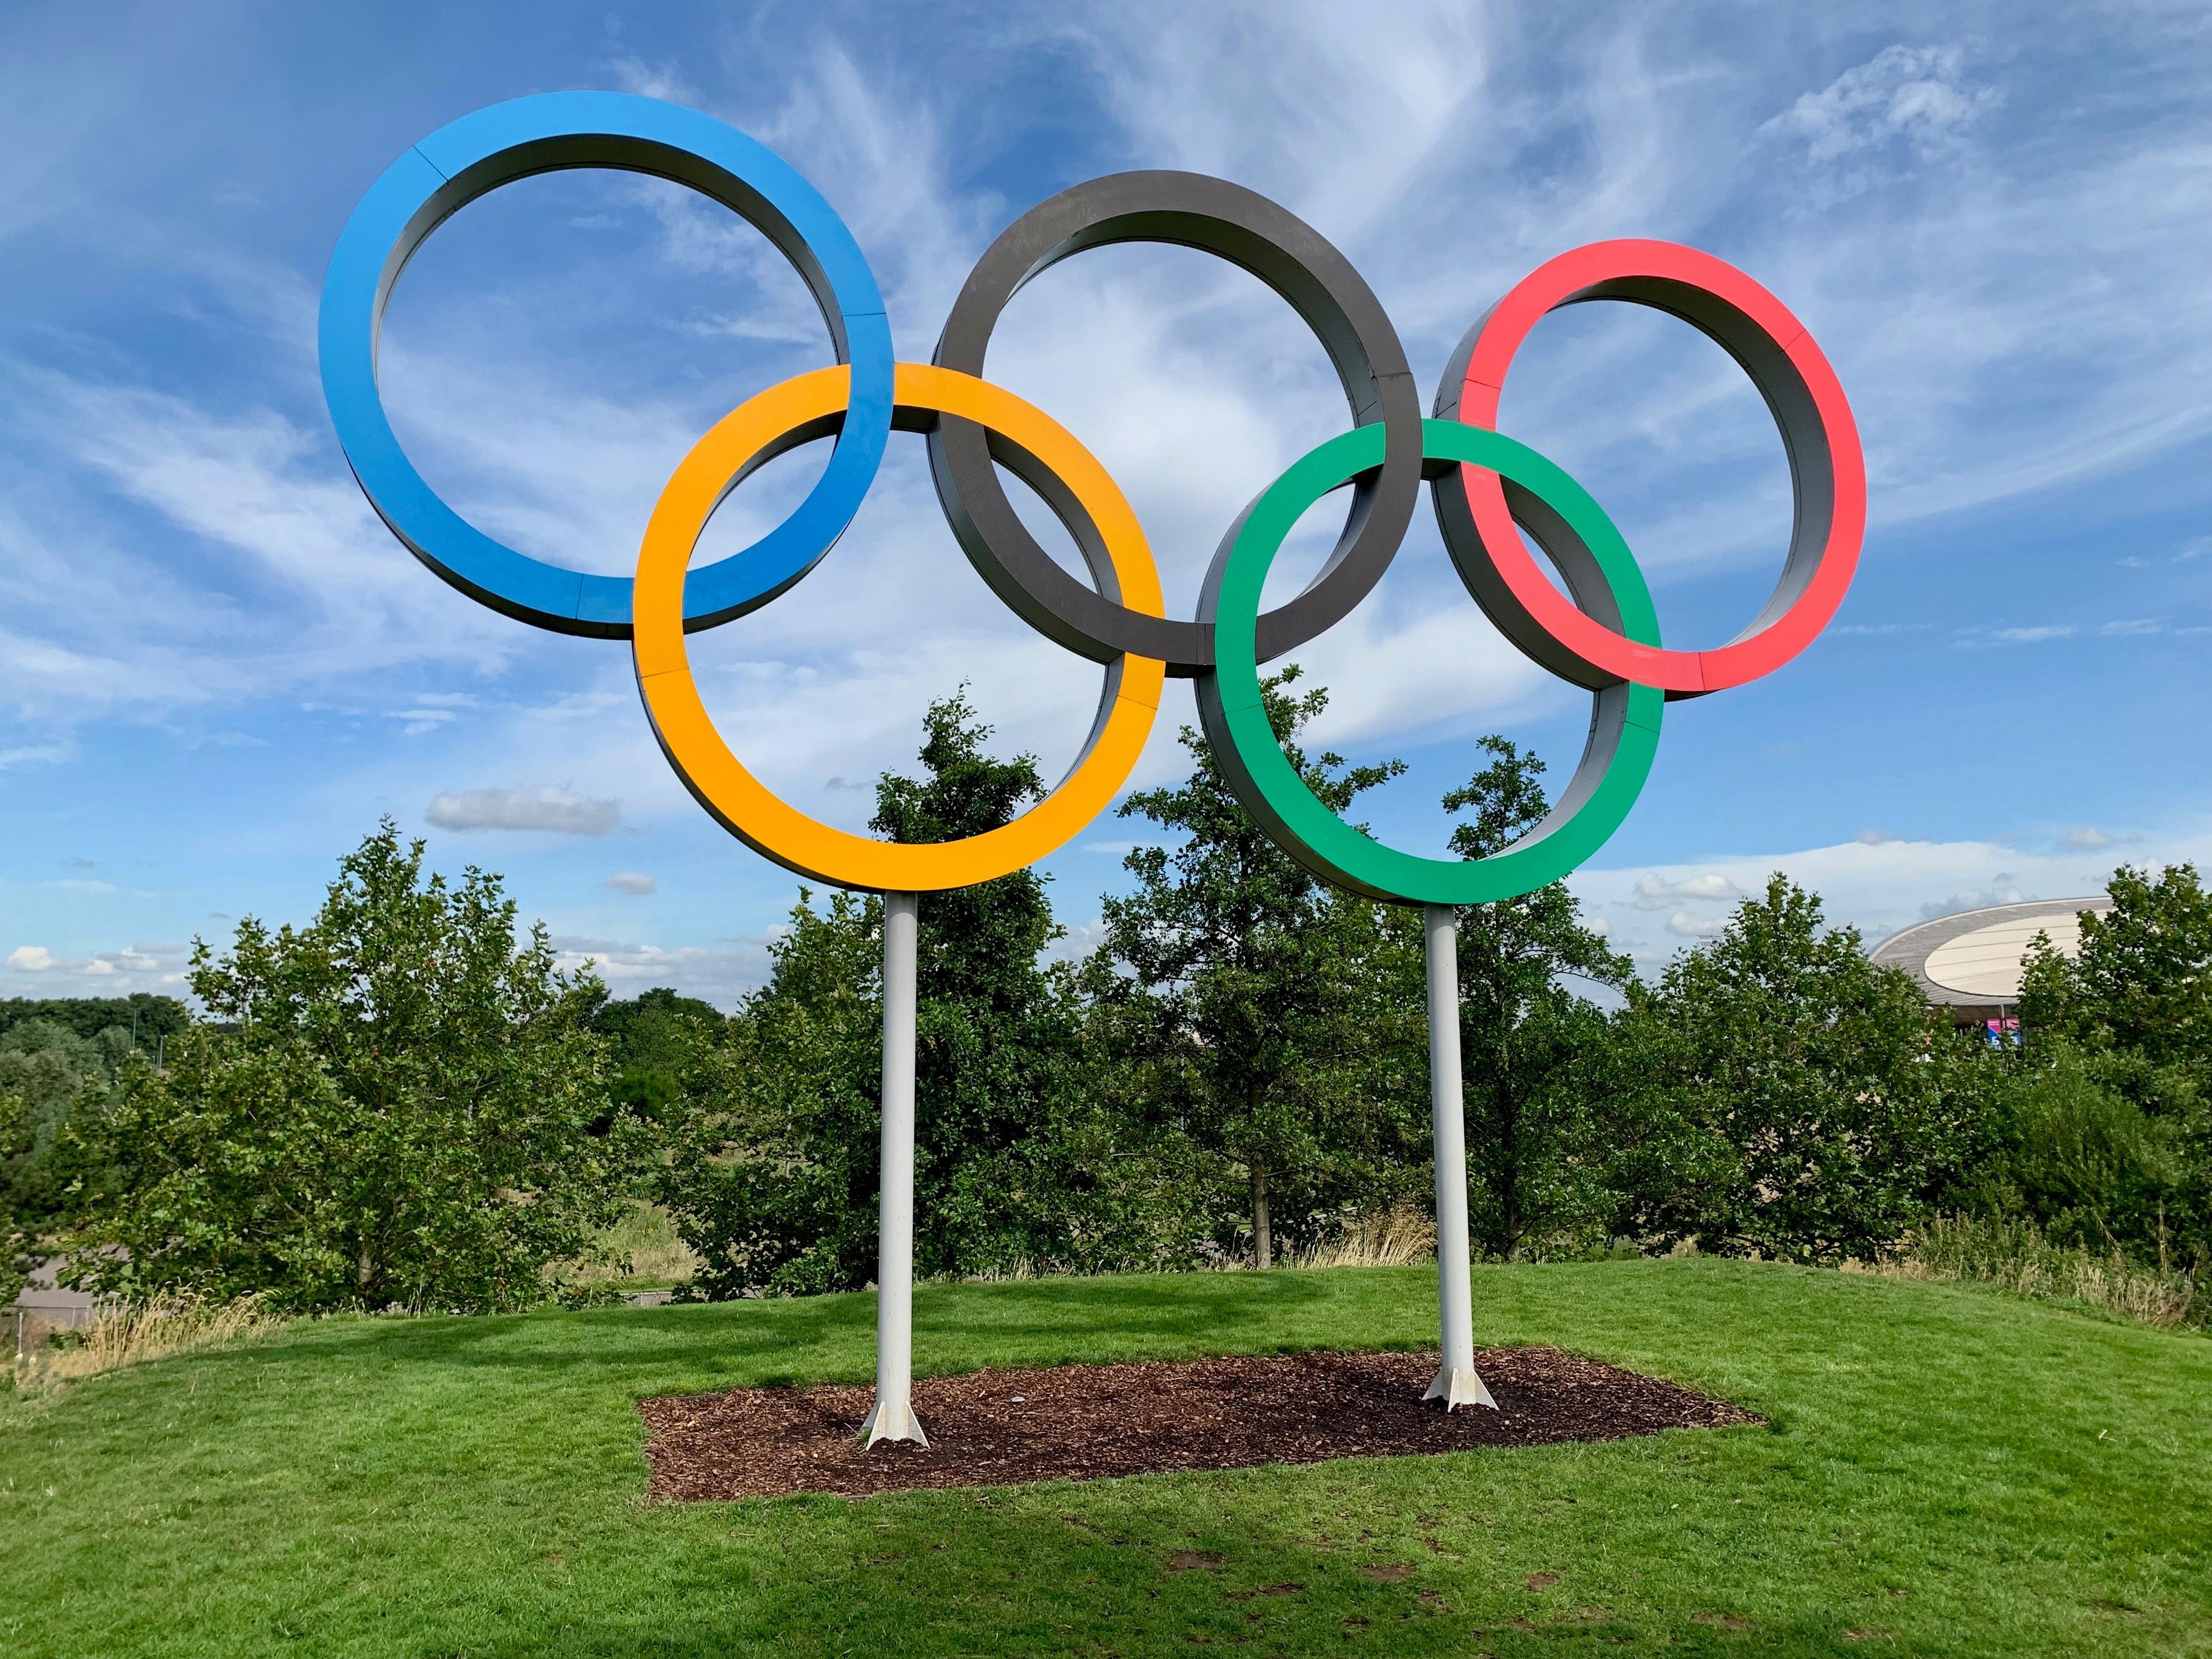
[[1868, 896, 2112, 1007]]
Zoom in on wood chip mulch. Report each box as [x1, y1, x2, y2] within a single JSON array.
[[638, 1346, 1758, 1500]]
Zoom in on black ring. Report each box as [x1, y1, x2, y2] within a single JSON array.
[[929, 171, 1422, 676]]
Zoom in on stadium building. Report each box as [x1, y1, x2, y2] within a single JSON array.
[[1868, 896, 2113, 1034]]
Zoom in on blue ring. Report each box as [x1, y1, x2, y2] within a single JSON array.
[[317, 91, 894, 638]]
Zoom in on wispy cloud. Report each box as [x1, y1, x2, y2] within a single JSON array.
[[8, 5, 2212, 1009], [1630, 871, 1744, 911], [425, 786, 624, 836], [1759, 44, 2000, 203]]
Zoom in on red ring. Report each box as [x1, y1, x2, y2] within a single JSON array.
[[1441, 240, 1863, 696]]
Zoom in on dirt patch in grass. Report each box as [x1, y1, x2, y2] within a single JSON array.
[[638, 1346, 1758, 1499]]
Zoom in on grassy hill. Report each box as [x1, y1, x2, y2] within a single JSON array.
[[2, 1259, 2207, 1657]]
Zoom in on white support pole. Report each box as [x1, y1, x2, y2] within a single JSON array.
[[862, 891, 928, 1447], [1422, 904, 1496, 1411]]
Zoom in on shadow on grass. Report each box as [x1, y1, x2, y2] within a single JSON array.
[[232, 1268, 1431, 1394]]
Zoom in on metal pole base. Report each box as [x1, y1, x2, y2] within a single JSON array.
[[1423, 1364, 1498, 1411], [861, 1395, 930, 1448]]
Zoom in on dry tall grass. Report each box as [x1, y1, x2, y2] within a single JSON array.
[[7, 1295, 288, 1394], [1876, 1214, 2201, 1330], [552, 1202, 703, 1293], [1287, 1201, 1438, 1270]]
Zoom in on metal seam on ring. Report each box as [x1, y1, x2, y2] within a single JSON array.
[[1432, 240, 1862, 696], [927, 170, 1423, 677]]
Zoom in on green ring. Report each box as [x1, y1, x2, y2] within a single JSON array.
[[1196, 418, 1664, 906]]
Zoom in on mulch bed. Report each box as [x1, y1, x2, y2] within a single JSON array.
[[639, 1347, 1758, 1500]]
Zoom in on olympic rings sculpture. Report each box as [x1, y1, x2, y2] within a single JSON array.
[[321, 91, 1863, 903]]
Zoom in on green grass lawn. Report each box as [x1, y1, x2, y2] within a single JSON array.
[[2, 1259, 2206, 1657]]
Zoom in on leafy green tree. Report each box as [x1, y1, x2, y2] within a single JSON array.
[[2014, 865, 2211, 1264], [657, 890, 880, 1298], [0, 1021, 109, 1215], [1097, 667, 1419, 1266], [59, 823, 626, 1313], [0, 1017, 140, 1301], [1, 1083, 33, 1308], [1442, 738, 1635, 1258], [660, 693, 1157, 1296], [2022, 865, 2212, 1076], [1612, 874, 1968, 1263], [588, 986, 728, 1124], [1958, 1048, 2189, 1257]]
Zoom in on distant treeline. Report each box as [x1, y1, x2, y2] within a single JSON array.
[[0, 994, 186, 1052]]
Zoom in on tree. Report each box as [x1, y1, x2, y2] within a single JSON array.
[[2022, 865, 2212, 1078], [588, 986, 728, 1124], [1097, 667, 1419, 1266], [659, 693, 1149, 1296], [1, 1017, 143, 1306], [59, 823, 627, 1313], [1442, 738, 1635, 1258], [1612, 874, 1968, 1263], [1, 1083, 33, 1309], [2014, 864, 2211, 1264], [658, 890, 882, 1298]]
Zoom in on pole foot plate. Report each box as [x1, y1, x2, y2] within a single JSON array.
[[1423, 1365, 1498, 1411], [861, 1396, 931, 1447]]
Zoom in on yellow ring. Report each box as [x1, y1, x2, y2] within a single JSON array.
[[632, 362, 1166, 891]]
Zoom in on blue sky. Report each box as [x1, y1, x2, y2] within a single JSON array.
[[4, 1, 2210, 1006]]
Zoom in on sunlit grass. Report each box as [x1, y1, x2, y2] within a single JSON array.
[[2, 1259, 2207, 1657]]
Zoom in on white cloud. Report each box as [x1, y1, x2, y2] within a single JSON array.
[[1665, 910, 1729, 939], [0, 939, 186, 992], [7, 3, 2212, 1007], [1761, 44, 2000, 183], [600, 871, 657, 896], [425, 786, 623, 836], [2061, 826, 2115, 850], [1049, 915, 1111, 961], [4, 5, 2199, 810], [547, 932, 776, 1007], [1630, 871, 1743, 911]]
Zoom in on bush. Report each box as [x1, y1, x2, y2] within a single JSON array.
[[1607, 875, 1975, 1264], [58, 823, 632, 1314]]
